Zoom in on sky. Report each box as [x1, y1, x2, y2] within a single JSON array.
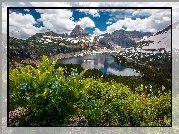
[[2, 2, 179, 40]]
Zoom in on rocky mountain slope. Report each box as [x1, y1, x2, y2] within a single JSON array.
[[25, 25, 152, 50], [70, 25, 89, 38], [136, 24, 171, 52], [98, 30, 151, 50]]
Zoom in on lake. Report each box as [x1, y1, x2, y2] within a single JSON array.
[[57, 53, 140, 76]]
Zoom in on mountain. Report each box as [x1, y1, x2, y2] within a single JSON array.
[[27, 25, 90, 41], [136, 24, 171, 52], [27, 33, 43, 41], [27, 31, 68, 41], [98, 30, 152, 50], [25, 25, 152, 50], [70, 25, 89, 38]]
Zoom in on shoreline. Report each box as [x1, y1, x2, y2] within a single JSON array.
[[9, 49, 122, 69], [10, 51, 94, 69]]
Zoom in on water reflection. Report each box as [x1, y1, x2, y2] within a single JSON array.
[[107, 67, 140, 76], [57, 53, 140, 76]]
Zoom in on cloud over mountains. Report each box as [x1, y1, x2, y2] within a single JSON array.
[[3, 2, 177, 40]]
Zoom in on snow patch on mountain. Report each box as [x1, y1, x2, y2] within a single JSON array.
[[138, 24, 171, 52]]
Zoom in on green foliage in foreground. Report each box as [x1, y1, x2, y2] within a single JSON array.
[[9, 55, 171, 126]]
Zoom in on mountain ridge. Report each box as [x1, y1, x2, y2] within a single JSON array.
[[25, 25, 152, 50]]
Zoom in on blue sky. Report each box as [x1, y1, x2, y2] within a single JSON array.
[[9, 9, 151, 34], [3, 2, 176, 39]]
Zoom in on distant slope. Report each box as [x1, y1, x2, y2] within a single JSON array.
[[99, 30, 152, 50], [136, 24, 171, 51]]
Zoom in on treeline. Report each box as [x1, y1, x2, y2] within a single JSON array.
[[9, 37, 91, 65], [111, 52, 171, 93]]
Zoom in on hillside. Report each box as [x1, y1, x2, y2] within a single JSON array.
[[136, 24, 171, 52], [98, 30, 152, 50]]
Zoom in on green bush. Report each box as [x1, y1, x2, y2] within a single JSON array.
[[78, 80, 171, 126], [9, 55, 171, 126], [9, 55, 90, 126]]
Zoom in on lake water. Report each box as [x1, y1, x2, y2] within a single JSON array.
[[57, 53, 140, 76]]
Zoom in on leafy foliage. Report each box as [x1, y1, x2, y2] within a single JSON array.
[[9, 55, 89, 126], [9, 55, 171, 126], [78, 81, 171, 126]]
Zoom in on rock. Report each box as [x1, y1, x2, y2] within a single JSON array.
[[70, 25, 89, 38], [99, 29, 152, 49]]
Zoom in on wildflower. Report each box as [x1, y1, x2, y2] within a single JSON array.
[[54, 79, 57, 83], [13, 98, 17, 102], [71, 71, 77, 76], [47, 82, 52, 85], [51, 85, 57, 89], [21, 82, 27, 90], [54, 70, 58, 75]]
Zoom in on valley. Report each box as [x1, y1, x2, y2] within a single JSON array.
[[8, 23, 172, 127]]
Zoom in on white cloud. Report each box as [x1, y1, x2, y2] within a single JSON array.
[[4, 2, 178, 39], [132, 9, 152, 17], [9, 12, 46, 39], [19, 2, 25, 6], [76, 17, 95, 29], [88, 9, 100, 17], [78, 9, 100, 17], [106, 21, 112, 25], [36, 9, 72, 18], [76, 2, 99, 7], [5, 2, 179, 22], [93, 28, 106, 36], [106, 17, 148, 33], [162, 17, 170, 21], [75, 2, 100, 17], [105, 8, 171, 34], [30, 2, 71, 7], [36, 9, 75, 34], [98, 2, 178, 23], [74, 2, 174, 24], [24, 9, 30, 12], [8, 8, 96, 39]]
